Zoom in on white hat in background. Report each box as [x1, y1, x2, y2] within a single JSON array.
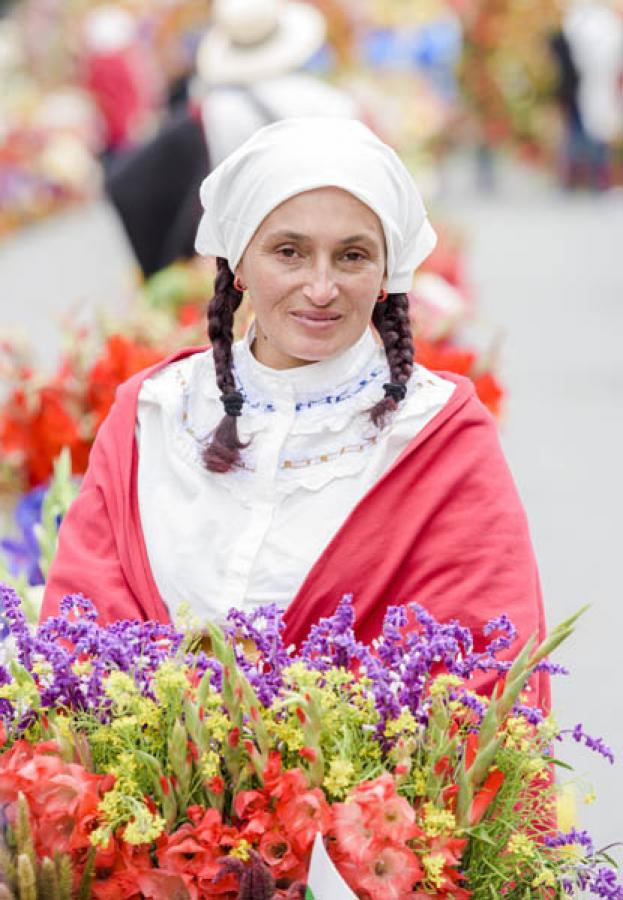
[[83, 5, 136, 54], [196, 0, 326, 86]]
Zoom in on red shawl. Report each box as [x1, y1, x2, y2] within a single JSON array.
[[41, 348, 549, 708]]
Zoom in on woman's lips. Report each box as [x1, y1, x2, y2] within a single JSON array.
[[289, 310, 342, 330]]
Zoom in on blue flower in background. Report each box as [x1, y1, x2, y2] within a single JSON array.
[[0, 486, 47, 586], [360, 18, 462, 99], [361, 28, 404, 68]]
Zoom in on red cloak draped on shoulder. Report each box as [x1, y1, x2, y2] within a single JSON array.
[[41, 348, 549, 709]]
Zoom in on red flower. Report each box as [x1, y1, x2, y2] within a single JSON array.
[[336, 774, 418, 849], [0, 386, 91, 485], [258, 829, 306, 882], [338, 844, 423, 900], [469, 769, 505, 826], [156, 807, 239, 898], [473, 371, 505, 418], [275, 786, 332, 857], [86, 335, 164, 429], [0, 740, 113, 863]]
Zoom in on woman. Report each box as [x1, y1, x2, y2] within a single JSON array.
[[42, 118, 548, 707]]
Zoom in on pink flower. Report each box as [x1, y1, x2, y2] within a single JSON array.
[[276, 787, 333, 857], [333, 774, 418, 862], [259, 829, 306, 882], [336, 844, 423, 900]]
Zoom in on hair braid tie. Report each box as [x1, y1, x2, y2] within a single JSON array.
[[220, 390, 244, 417], [383, 382, 407, 403]]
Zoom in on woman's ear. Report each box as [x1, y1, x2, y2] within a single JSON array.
[[233, 266, 246, 293]]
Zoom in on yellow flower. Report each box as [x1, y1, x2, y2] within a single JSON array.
[[230, 840, 252, 862], [200, 750, 221, 780], [584, 791, 597, 805], [503, 715, 533, 752], [283, 663, 322, 691], [507, 833, 535, 859], [123, 808, 166, 845], [532, 869, 557, 888], [0, 681, 39, 707], [537, 715, 559, 742], [421, 802, 456, 837], [422, 853, 446, 888], [429, 675, 463, 697], [412, 768, 427, 796], [203, 710, 229, 744], [384, 710, 419, 739], [104, 671, 139, 710], [153, 661, 191, 705], [271, 719, 304, 752], [324, 759, 355, 798]]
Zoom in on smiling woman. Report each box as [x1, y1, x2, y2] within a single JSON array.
[[239, 189, 386, 369], [40, 118, 549, 709]]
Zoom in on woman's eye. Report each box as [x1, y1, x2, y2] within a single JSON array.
[[343, 250, 367, 262], [276, 246, 299, 259]]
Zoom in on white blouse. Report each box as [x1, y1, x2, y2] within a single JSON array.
[[136, 329, 455, 622]]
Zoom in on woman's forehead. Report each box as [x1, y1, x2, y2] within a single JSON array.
[[257, 187, 385, 242]]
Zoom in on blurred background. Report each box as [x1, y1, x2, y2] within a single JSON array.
[[0, 0, 622, 850]]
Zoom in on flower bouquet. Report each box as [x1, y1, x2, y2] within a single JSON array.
[[0, 584, 620, 899]]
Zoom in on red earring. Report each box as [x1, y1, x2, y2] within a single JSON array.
[[234, 276, 245, 293], [377, 289, 388, 303]]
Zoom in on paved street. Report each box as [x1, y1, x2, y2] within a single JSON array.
[[0, 200, 137, 376], [437, 165, 623, 846], [1, 161, 622, 847]]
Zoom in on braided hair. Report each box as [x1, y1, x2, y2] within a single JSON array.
[[370, 291, 414, 427], [203, 261, 414, 473], [203, 257, 247, 473]]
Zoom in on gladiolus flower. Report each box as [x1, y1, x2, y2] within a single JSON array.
[[207, 776, 225, 795], [469, 769, 505, 826], [299, 747, 317, 763], [338, 844, 423, 900]]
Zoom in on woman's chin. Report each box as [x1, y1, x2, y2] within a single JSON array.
[[285, 336, 348, 365]]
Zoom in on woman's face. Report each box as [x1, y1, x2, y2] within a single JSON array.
[[236, 187, 387, 369]]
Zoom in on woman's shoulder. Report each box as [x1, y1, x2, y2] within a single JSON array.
[[136, 346, 215, 411], [397, 364, 460, 422], [396, 364, 493, 449]]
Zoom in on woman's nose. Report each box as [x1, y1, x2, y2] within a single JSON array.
[[302, 265, 339, 306]]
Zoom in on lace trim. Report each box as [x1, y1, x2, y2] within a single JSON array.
[[140, 349, 455, 500], [235, 365, 385, 414]]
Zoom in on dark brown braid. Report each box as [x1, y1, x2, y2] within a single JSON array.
[[370, 292, 414, 428], [202, 257, 247, 473]]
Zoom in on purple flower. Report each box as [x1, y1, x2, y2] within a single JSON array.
[[545, 828, 595, 855], [560, 724, 616, 765], [589, 867, 623, 899], [0, 487, 47, 586]]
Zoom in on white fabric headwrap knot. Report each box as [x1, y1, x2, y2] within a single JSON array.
[[195, 117, 436, 294]]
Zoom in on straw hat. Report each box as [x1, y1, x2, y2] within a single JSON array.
[[197, 0, 326, 85]]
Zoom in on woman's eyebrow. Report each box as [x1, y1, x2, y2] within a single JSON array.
[[337, 233, 380, 246], [265, 230, 381, 246], [265, 230, 309, 242]]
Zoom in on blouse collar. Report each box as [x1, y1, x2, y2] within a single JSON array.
[[232, 325, 382, 406]]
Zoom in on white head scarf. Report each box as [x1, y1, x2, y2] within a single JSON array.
[[195, 117, 436, 294]]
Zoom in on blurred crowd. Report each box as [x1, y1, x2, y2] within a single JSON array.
[[0, 0, 622, 254]]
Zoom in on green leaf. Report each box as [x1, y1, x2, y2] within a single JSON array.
[[36, 448, 79, 579]]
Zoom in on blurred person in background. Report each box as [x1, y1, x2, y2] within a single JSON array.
[[551, 0, 623, 189], [106, 0, 358, 279], [80, 5, 163, 159]]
